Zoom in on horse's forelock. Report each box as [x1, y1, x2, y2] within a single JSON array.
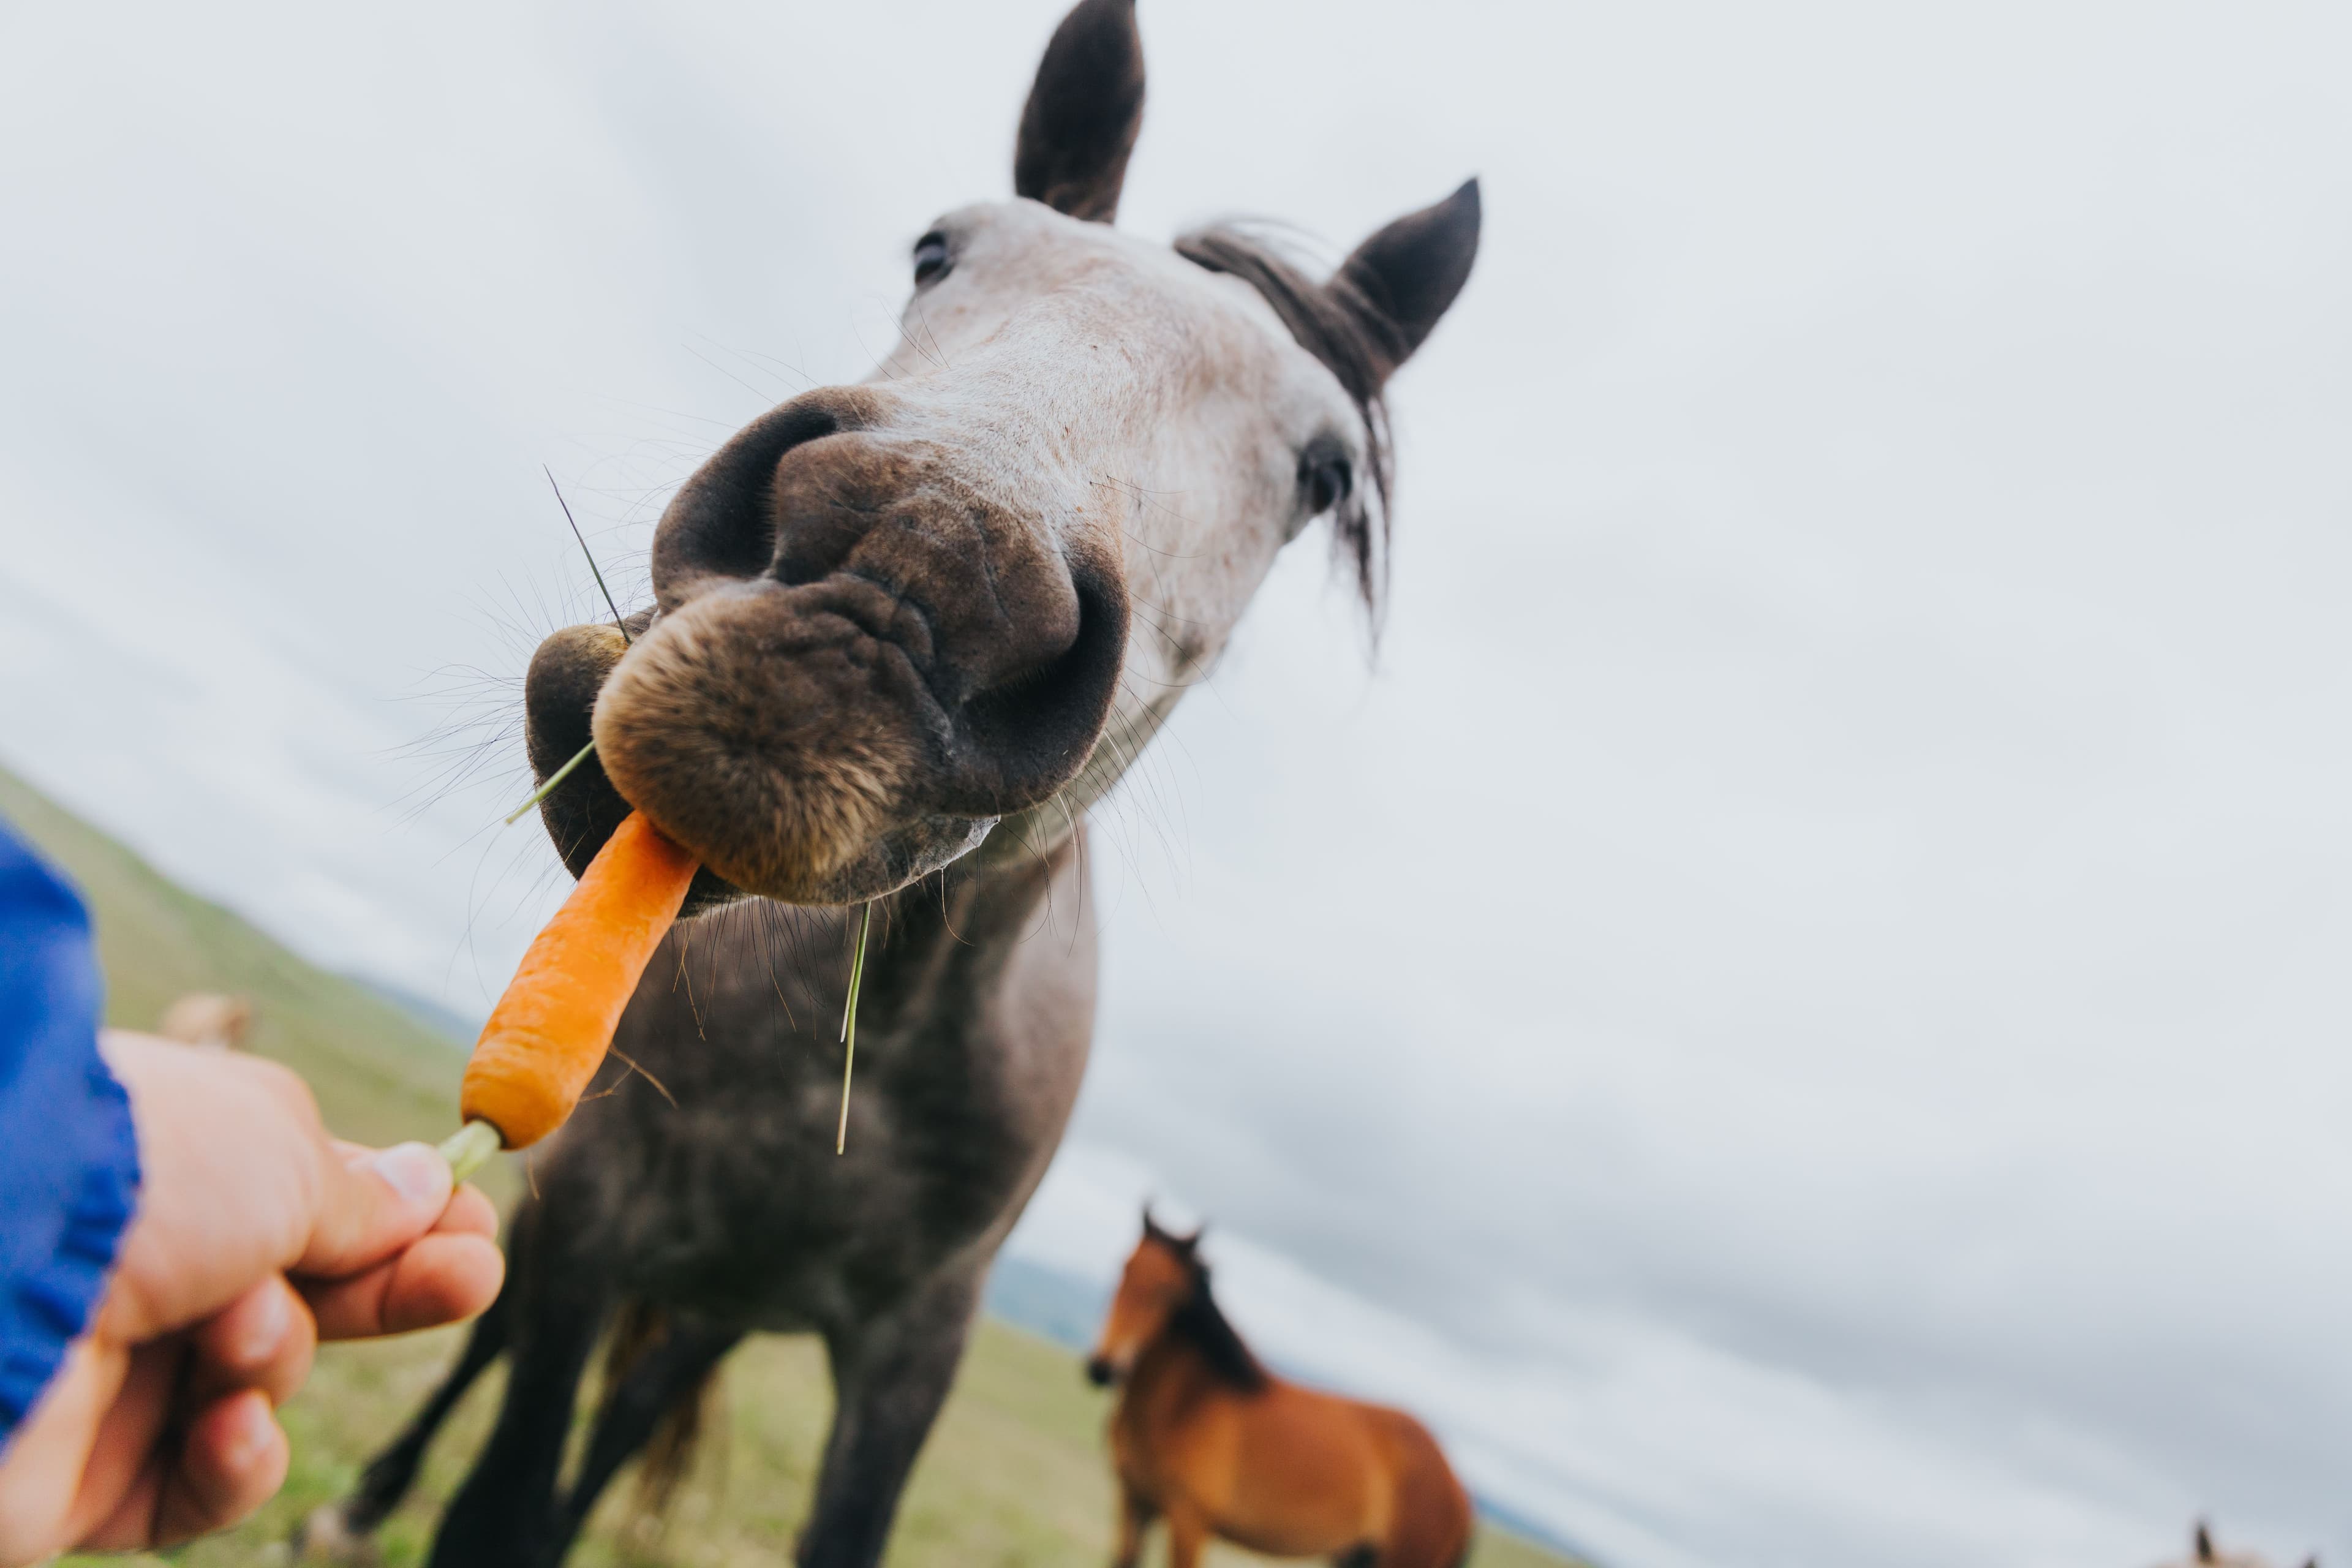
[[1173, 226, 1395, 631]]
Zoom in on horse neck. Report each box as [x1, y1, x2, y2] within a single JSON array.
[[874, 826, 1082, 998], [1136, 1273, 1268, 1398]]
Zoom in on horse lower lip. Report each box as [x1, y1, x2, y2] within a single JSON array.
[[589, 585, 925, 892]]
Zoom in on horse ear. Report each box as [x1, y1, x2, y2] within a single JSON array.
[[2194, 1521, 2215, 1562], [1014, 0, 1145, 224], [1331, 178, 1482, 386], [1180, 1223, 1206, 1252]]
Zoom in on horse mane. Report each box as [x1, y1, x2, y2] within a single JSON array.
[[1167, 1256, 1268, 1392], [1173, 225, 1395, 628]]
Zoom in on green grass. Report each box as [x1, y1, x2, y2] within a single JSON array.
[[2, 766, 1581, 1568], [0, 767, 471, 1160]]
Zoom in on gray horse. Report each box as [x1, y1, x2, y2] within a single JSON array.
[[301, 2, 1478, 1562]]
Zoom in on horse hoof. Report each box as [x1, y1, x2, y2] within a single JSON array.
[[289, 1503, 380, 1565]]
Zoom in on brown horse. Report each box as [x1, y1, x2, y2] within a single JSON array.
[[1086, 1213, 1474, 1568], [2161, 1520, 2318, 1568]]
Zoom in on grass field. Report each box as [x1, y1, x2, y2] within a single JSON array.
[[2, 766, 1581, 1568]]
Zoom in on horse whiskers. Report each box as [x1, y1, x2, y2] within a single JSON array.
[[545, 467, 631, 646], [891, 290, 952, 374], [386, 663, 527, 824], [498, 466, 648, 827], [684, 342, 788, 410], [763, 946, 796, 1030], [682, 330, 821, 398], [673, 935, 707, 1041], [608, 1047, 678, 1110], [936, 869, 972, 948]]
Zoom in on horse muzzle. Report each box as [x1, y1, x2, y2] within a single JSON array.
[[522, 387, 1129, 906]]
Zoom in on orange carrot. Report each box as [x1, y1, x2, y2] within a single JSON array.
[[456, 812, 699, 1152]]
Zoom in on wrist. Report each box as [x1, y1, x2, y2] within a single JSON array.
[[0, 1335, 126, 1564]]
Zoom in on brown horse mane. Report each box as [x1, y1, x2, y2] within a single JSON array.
[[1158, 1243, 1268, 1392], [1173, 225, 1395, 624]]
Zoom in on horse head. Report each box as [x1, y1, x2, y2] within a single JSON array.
[[2173, 1520, 2318, 1568], [1087, 1205, 1207, 1385], [519, 0, 1480, 907]]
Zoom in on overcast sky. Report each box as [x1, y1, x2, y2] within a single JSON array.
[[5, 2, 2350, 1564]]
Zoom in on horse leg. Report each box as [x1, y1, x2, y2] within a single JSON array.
[[1112, 1486, 1158, 1568], [426, 1254, 612, 1568], [290, 1290, 510, 1559], [795, 1270, 982, 1568], [1162, 1501, 1211, 1568], [543, 1316, 743, 1558]]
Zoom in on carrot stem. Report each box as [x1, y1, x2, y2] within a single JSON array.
[[835, 902, 873, 1155], [505, 739, 597, 826], [440, 1118, 501, 1186]]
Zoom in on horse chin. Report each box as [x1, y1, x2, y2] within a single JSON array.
[[593, 815, 997, 922], [731, 813, 1000, 906]]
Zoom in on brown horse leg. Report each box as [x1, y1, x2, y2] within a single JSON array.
[[1375, 1420, 1476, 1568], [1163, 1502, 1212, 1568], [1112, 1486, 1158, 1568]]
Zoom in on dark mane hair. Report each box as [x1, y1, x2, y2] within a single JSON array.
[[1166, 1253, 1267, 1392], [1174, 225, 1396, 630]]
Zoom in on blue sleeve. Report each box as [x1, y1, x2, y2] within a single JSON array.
[[0, 820, 140, 1456]]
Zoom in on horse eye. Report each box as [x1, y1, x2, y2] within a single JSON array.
[[1303, 451, 1352, 515], [912, 233, 951, 286]]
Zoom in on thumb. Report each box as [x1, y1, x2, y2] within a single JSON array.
[[293, 1142, 453, 1280]]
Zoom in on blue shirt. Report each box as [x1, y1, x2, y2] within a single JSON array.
[[0, 821, 140, 1455]]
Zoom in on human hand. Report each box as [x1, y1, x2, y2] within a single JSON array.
[[0, 1033, 503, 1562]]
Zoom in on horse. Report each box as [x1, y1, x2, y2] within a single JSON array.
[[296, 2, 1480, 1563], [1085, 1212, 1474, 1568], [154, 992, 252, 1050], [2161, 1520, 2318, 1568]]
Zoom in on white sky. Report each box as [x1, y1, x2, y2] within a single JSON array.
[[4, 2, 2349, 1564]]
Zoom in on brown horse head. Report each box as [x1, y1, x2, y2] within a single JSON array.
[[521, 0, 1480, 907], [2167, 1520, 2318, 1568], [1086, 1206, 1214, 1386]]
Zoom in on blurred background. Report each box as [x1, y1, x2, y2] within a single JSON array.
[[4, 2, 2350, 1564]]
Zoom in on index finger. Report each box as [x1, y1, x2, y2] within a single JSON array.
[[299, 1186, 503, 1340]]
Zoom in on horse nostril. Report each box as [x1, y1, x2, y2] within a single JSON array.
[[649, 390, 881, 606], [1084, 1355, 1116, 1386], [941, 555, 1128, 816]]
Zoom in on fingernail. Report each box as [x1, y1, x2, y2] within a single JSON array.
[[238, 1283, 291, 1363], [221, 1393, 274, 1471], [368, 1142, 450, 1209]]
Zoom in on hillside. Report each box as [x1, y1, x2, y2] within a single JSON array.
[[1, 767, 1581, 1568]]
